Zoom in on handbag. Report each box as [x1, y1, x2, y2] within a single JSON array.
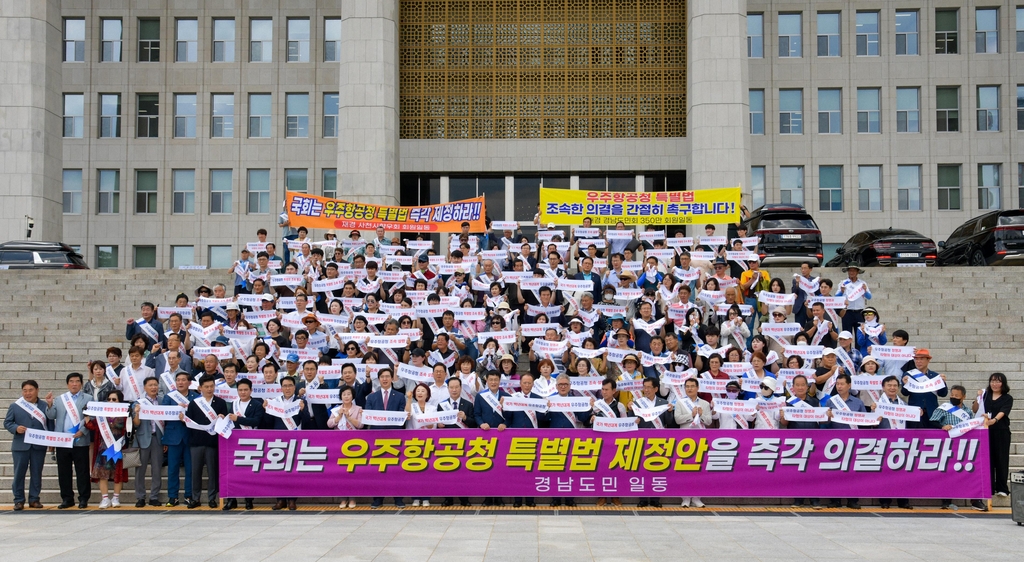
[[120, 416, 141, 470]]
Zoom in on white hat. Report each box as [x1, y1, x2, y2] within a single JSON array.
[[821, 348, 837, 357], [838, 330, 854, 340], [761, 377, 777, 392]]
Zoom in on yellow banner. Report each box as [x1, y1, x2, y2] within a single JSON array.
[[538, 187, 741, 226]]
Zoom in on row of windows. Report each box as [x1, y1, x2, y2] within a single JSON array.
[[749, 163, 1024, 213], [63, 17, 341, 63], [749, 85, 1024, 135], [62, 92, 339, 139], [748, 7, 1024, 58], [91, 244, 240, 270], [61, 169, 337, 216]]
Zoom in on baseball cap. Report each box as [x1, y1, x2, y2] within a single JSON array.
[[821, 348, 837, 357], [838, 331, 853, 340], [286, 353, 300, 363]]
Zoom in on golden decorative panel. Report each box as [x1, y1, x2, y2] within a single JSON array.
[[399, 0, 686, 139]]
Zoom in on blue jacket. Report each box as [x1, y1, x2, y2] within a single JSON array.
[[855, 325, 886, 356], [900, 369, 948, 420], [126, 317, 167, 347], [506, 392, 548, 428], [5, 399, 51, 451], [572, 271, 602, 303], [473, 389, 512, 428], [547, 395, 593, 429], [45, 391, 91, 447], [161, 390, 198, 447]]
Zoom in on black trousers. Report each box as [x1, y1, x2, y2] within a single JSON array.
[[190, 445, 218, 503], [990, 428, 1011, 494], [56, 445, 91, 503]]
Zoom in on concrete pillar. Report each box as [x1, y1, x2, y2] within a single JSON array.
[[338, 0, 400, 205], [0, 0, 63, 242], [687, 0, 749, 201]]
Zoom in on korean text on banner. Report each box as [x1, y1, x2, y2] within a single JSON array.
[[538, 187, 742, 226], [219, 428, 989, 499], [285, 191, 487, 233]]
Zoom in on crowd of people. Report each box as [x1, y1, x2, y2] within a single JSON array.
[[4, 218, 1014, 512]]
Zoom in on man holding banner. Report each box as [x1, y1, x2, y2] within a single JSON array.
[[45, 372, 92, 509], [183, 375, 229, 509], [901, 349, 947, 428], [130, 376, 166, 507], [4, 380, 51, 510]]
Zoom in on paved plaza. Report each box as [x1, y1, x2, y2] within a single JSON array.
[[0, 511, 1021, 562]]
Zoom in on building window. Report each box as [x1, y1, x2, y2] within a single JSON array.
[[172, 169, 195, 214], [817, 89, 841, 134], [858, 165, 882, 211], [248, 93, 271, 138], [285, 93, 309, 138], [855, 12, 880, 56], [171, 246, 194, 268], [936, 9, 959, 54], [938, 164, 961, 210], [749, 90, 764, 135], [138, 19, 160, 62], [135, 170, 157, 214], [287, 18, 310, 62], [134, 246, 156, 269], [779, 89, 803, 134], [63, 18, 85, 62], [209, 246, 233, 269], [213, 18, 235, 62], [175, 19, 198, 62], [817, 13, 840, 57], [780, 166, 804, 205], [976, 8, 999, 54], [977, 86, 1000, 132], [211, 94, 234, 138], [325, 18, 341, 62], [895, 11, 919, 55], [96, 246, 118, 269], [896, 88, 920, 133], [62, 169, 82, 214], [936, 87, 960, 132], [323, 169, 337, 199], [174, 94, 197, 138], [247, 169, 270, 214], [63, 94, 84, 138], [250, 19, 273, 62], [819, 165, 843, 211], [747, 14, 763, 58], [210, 169, 232, 214], [323, 93, 339, 138], [778, 14, 802, 58], [99, 94, 121, 138], [100, 19, 122, 62], [751, 167, 766, 209], [136, 94, 159, 138], [1018, 85, 1024, 130], [979, 164, 1001, 210], [98, 169, 120, 214], [857, 88, 881, 133], [1017, 8, 1024, 52], [898, 165, 922, 211], [285, 169, 308, 193]]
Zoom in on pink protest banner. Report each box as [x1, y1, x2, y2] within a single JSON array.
[[218, 429, 990, 499]]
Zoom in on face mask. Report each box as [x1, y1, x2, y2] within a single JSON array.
[[604, 293, 615, 300], [949, 397, 962, 407], [864, 319, 878, 326], [726, 391, 739, 400]]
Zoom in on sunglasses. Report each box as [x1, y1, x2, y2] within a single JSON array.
[[304, 319, 317, 324], [773, 313, 784, 317], [760, 384, 771, 390]]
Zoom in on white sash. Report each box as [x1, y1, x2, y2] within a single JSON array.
[[60, 392, 82, 429], [265, 398, 300, 430], [876, 396, 916, 428], [593, 399, 616, 418], [194, 397, 219, 424], [938, 402, 973, 423], [232, 399, 253, 429], [633, 397, 667, 428], [105, 365, 119, 385], [810, 320, 831, 346], [160, 371, 177, 393], [96, 416, 121, 451], [903, 374, 946, 394], [843, 280, 867, 302], [166, 390, 189, 407], [437, 399, 468, 428], [795, 275, 820, 294], [122, 365, 143, 401], [480, 390, 503, 415], [14, 398, 47, 427], [948, 417, 986, 438], [136, 319, 160, 342]]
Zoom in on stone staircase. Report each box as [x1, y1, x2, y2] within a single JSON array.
[[1, 267, 1022, 505]]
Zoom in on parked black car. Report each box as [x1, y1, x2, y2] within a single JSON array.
[[826, 228, 938, 268], [937, 209, 1024, 266], [0, 241, 88, 269], [740, 204, 823, 266]]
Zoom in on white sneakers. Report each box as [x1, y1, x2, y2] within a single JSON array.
[[680, 498, 690, 508], [412, 500, 421, 507], [995, 492, 1009, 497], [99, 497, 111, 509], [348, 499, 357, 508], [422, 500, 430, 507], [692, 498, 705, 508]]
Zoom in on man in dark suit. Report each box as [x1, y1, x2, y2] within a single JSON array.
[[473, 371, 512, 506], [340, 363, 372, 408], [270, 376, 310, 511], [184, 374, 229, 509], [364, 368, 407, 509], [508, 373, 548, 508], [224, 378, 264, 511], [791, 261, 818, 327], [4, 380, 50, 510], [296, 360, 335, 429], [572, 256, 602, 303], [162, 372, 198, 506], [438, 377, 476, 507]]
